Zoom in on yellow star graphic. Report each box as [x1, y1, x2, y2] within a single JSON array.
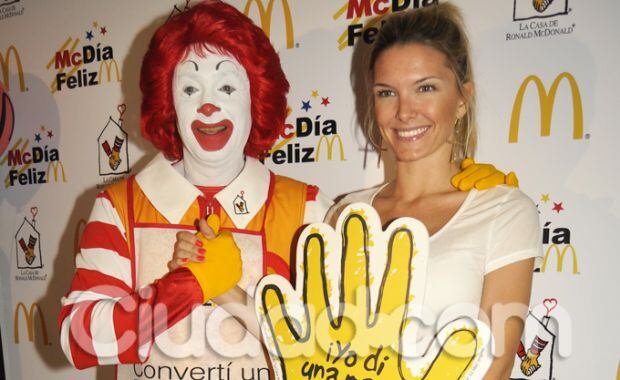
[[40, 125, 46, 132], [93, 21, 99, 28], [540, 194, 550, 203], [311, 90, 319, 98]]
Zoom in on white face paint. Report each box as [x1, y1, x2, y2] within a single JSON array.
[[172, 47, 251, 185]]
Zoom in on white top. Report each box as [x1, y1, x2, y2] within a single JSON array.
[[327, 184, 543, 321]]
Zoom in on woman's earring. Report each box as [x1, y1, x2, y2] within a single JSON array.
[[450, 117, 462, 163], [369, 130, 382, 151]]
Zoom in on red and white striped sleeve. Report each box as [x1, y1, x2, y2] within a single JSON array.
[[58, 191, 203, 369]]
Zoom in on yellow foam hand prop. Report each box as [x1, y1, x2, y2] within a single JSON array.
[[451, 158, 519, 191], [185, 214, 242, 303], [255, 203, 492, 380]]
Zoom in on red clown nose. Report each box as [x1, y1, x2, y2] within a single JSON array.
[[197, 103, 220, 117]]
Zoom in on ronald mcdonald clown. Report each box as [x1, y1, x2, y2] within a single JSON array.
[[59, 1, 516, 378]]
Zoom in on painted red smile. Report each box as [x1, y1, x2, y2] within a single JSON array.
[[191, 119, 234, 151]]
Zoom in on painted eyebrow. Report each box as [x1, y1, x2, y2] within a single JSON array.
[[216, 60, 235, 71], [181, 60, 199, 71]]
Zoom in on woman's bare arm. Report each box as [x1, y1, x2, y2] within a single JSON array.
[[213, 286, 261, 339], [479, 258, 535, 379]]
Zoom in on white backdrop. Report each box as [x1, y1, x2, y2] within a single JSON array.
[[0, 0, 618, 379]]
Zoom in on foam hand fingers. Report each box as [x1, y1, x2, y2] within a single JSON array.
[[403, 317, 492, 380], [424, 330, 479, 380], [379, 228, 414, 318], [342, 213, 370, 310], [303, 234, 329, 323], [261, 284, 299, 354], [256, 234, 328, 363]]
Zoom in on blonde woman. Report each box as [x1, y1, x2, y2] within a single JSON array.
[[328, 4, 542, 378]]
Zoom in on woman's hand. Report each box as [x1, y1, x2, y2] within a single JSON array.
[[168, 216, 217, 271], [169, 215, 243, 303]]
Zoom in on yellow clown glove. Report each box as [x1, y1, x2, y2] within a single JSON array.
[[451, 158, 519, 191], [184, 214, 242, 304]]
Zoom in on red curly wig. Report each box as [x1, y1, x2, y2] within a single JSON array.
[[140, 0, 289, 160]]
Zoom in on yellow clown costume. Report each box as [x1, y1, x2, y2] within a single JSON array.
[[59, 153, 332, 379]]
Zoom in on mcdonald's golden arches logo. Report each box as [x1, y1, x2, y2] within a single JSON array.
[[541, 244, 579, 274], [98, 59, 121, 83], [243, 0, 295, 49], [509, 72, 583, 143], [0, 45, 26, 92], [46, 160, 67, 182], [316, 134, 345, 161], [14, 302, 50, 345]]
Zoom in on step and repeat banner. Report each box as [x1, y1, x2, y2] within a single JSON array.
[[0, 0, 618, 379]]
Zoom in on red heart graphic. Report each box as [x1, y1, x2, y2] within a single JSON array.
[[543, 298, 558, 316], [30, 206, 38, 220], [117, 104, 127, 117]]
